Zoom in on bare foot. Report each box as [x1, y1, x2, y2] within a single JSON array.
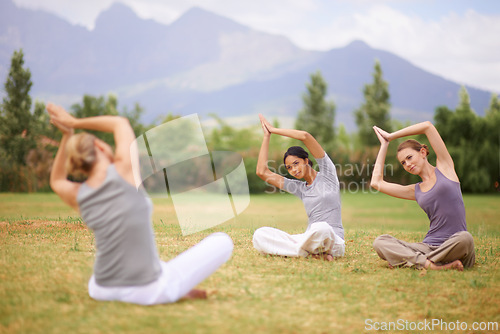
[[425, 259, 464, 271], [310, 253, 335, 262], [183, 289, 207, 300]]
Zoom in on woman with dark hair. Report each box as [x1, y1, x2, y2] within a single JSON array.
[[252, 114, 345, 261], [47, 103, 233, 305], [370, 122, 475, 270]]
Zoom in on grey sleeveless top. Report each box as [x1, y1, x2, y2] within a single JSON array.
[[77, 164, 161, 287], [415, 168, 467, 246], [283, 152, 344, 240]]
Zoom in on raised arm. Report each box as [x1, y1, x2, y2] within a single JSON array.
[[384, 121, 458, 181], [256, 116, 285, 190], [259, 114, 324, 159], [47, 103, 137, 184], [370, 127, 415, 200], [49, 119, 80, 211]]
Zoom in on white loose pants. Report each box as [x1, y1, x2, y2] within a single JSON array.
[[88, 232, 233, 305], [252, 222, 345, 258]]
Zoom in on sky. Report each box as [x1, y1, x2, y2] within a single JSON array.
[[12, 0, 500, 93]]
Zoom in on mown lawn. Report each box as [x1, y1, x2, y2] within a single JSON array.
[[0, 192, 499, 334]]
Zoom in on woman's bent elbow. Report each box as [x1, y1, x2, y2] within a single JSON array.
[[256, 168, 266, 179], [302, 131, 313, 142], [422, 121, 434, 132], [49, 179, 56, 192], [49, 179, 63, 197], [117, 116, 131, 128]]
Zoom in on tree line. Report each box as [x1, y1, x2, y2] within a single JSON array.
[[1, 49, 499, 193]]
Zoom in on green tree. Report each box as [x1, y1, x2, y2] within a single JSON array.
[[485, 93, 500, 190], [71, 95, 119, 145], [434, 87, 496, 192], [207, 115, 267, 193], [122, 102, 149, 137], [486, 93, 500, 118], [354, 60, 391, 147], [0, 49, 35, 165], [70, 94, 149, 143], [32, 100, 59, 140], [0, 50, 56, 191], [295, 71, 336, 150]]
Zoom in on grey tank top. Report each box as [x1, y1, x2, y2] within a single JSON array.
[[77, 164, 161, 287], [415, 168, 467, 246]]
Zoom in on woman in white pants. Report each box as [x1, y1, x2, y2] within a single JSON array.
[[47, 103, 233, 305], [253, 115, 345, 261]]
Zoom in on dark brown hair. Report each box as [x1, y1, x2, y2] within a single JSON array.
[[283, 146, 313, 167]]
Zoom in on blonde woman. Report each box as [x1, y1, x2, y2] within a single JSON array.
[[252, 114, 345, 261], [371, 121, 475, 270], [47, 103, 233, 305]]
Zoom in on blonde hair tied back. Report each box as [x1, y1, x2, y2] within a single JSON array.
[[397, 139, 429, 157], [65, 133, 97, 176]]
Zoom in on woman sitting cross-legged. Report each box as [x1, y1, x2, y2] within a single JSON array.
[[370, 121, 475, 271], [47, 103, 233, 305], [252, 114, 345, 261]]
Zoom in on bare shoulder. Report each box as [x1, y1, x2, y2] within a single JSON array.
[[436, 164, 460, 183], [52, 180, 81, 211]]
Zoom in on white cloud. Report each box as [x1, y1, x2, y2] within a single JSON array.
[[13, 0, 115, 29], [11, 0, 500, 92], [288, 5, 500, 92], [120, 0, 189, 24], [123, 0, 319, 36]]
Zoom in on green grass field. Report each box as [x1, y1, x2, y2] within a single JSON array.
[[1, 192, 499, 334]]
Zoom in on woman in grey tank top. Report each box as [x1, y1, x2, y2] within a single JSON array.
[[47, 103, 233, 305], [252, 114, 345, 261], [370, 121, 475, 271]]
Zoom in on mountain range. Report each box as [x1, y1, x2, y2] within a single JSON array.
[[0, 0, 493, 130]]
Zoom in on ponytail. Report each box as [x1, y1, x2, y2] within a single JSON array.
[[65, 133, 97, 177]]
